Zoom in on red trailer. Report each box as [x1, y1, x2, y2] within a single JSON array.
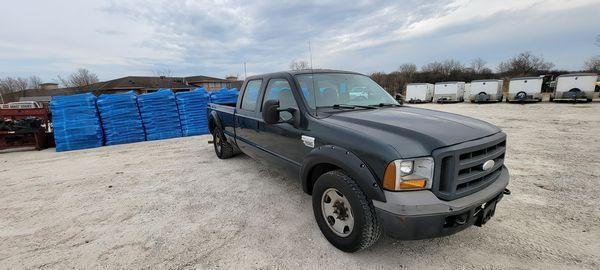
[[0, 102, 51, 151]]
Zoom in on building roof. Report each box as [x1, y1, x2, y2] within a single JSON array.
[[95, 76, 191, 90], [185, 75, 229, 83]]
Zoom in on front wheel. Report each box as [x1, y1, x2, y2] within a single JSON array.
[[212, 126, 234, 159], [312, 170, 382, 252]]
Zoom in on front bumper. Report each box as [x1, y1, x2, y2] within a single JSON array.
[[373, 166, 509, 240]]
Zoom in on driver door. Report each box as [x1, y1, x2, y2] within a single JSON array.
[[255, 77, 306, 169]]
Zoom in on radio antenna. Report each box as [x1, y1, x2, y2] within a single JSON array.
[[243, 61, 247, 80], [309, 40, 318, 116]]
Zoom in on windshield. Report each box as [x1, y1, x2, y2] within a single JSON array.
[[295, 73, 398, 109]]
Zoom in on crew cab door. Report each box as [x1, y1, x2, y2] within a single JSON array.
[[254, 77, 306, 167], [234, 79, 263, 157]]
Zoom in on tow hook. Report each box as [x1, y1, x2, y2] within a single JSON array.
[[208, 140, 213, 144], [503, 188, 511, 195]]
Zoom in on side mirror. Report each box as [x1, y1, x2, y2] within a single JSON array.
[[262, 99, 301, 127], [262, 99, 280, 124]]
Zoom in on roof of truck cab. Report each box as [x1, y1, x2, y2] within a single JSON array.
[[557, 73, 598, 78], [246, 69, 363, 80]]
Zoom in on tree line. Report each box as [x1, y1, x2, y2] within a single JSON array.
[[0, 68, 99, 95], [370, 52, 599, 96]]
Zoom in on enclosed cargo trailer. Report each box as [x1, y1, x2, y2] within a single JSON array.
[[469, 79, 503, 103], [552, 73, 597, 102], [507, 77, 543, 102], [405, 83, 434, 103], [434, 82, 465, 103]]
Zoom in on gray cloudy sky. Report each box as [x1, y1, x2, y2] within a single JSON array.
[[1, 0, 599, 81]]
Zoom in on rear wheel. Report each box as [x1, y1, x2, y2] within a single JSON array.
[[212, 126, 233, 159], [312, 170, 381, 252]]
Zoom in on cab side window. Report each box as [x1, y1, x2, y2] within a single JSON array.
[[262, 79, 298, 121], [240, 79, 262, 111]]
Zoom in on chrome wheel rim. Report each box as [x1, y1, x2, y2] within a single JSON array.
[[321, 188, 354, 237]]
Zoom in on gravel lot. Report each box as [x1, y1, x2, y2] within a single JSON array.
[[1, 102, 600, 269]]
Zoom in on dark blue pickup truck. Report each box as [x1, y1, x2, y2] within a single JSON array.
[[207, 69, 510, 252]]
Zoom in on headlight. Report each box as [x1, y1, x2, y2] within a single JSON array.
[[383, 157, 434, 191]]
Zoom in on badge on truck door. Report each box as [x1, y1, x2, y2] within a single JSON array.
[[301, 135, 315, 148]]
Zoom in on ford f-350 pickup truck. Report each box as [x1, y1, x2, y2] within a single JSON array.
[[207, 70, 510, 252]]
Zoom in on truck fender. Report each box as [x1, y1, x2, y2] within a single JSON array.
[[300, 145, 386, 202], [208, 110, 223, 135]]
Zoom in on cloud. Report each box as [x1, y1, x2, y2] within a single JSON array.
[[0, 0, 598, 81]]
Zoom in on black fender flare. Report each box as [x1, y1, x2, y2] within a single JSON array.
[[300, 145, 386, 202], [208, 110, 223, 135]]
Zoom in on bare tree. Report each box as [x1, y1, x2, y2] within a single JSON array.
[[289, 60, 310, 70], [497, 52, 554, 76], [153, 68, 173, 78], [0, 77, 29, 93], [584, 56, 600, 72], [422, 59, 465, 80], [28, 76, 43, 89], [58, 68, 99, 87], [398, 63, 417, 77], [470, 58, 492, 74]]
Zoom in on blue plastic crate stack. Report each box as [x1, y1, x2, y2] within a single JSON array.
[[137, 89, 182, 140], [50, 93, 104, 152], [209, 88, 239, 104], [97, 91, 146, 145], [175, 88, 210, 136]]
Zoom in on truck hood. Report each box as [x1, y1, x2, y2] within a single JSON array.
[[321, 106, 501, 158]]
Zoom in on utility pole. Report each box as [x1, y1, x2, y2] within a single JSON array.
[[308, 40, 313, 69]]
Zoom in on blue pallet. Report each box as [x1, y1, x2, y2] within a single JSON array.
[[175, 88, 210, 136], [97, 91, 146, 145], [209, 88, 239, 104], [137, 89, 182, 140], [50, 93, 104, 152]]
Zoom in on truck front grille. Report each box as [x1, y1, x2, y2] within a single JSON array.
[[432, 133, 506, 201]]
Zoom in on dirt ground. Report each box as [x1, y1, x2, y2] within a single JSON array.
[[1, 102, 599, 269]]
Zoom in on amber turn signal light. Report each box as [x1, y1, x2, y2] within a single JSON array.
[[399, 179, 427, 189], [383, 161, 397, 190]]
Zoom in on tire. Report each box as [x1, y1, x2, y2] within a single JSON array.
[[212, 126, 234, 159], [312, 170, 382, 252]]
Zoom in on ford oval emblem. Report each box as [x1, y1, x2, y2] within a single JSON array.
[[482, 160, 495, 171]]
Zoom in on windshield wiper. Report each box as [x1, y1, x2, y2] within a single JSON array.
[[317, 104, 376, 110], [370, 103, 401, 107]]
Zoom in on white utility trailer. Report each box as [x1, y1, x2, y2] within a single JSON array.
[[434, 82, 465, 103], [405, 83, 434, 103], [469, 79, 504, 103], [507, 77, 543, 102], [552, 73, 598, 102], [464, 83, 471, 101]]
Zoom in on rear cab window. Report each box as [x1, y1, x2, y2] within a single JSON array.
[[240, 79, 262, 111]]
